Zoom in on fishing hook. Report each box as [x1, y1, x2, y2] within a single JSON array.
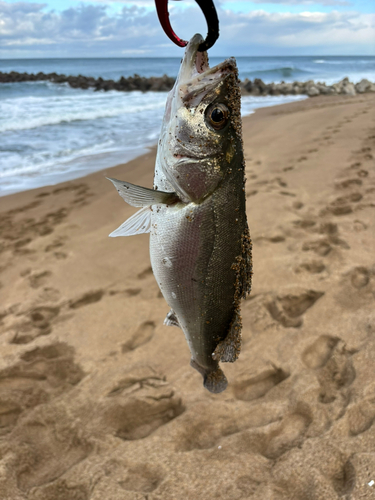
[[154, 0, 219, 52]]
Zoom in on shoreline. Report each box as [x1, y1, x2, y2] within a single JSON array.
[[1, 91, 374, 497], [0, 93, 366, 205], [0, 93, 308, 198]]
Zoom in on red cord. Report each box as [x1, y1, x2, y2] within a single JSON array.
[[154, 0, 188, 47]]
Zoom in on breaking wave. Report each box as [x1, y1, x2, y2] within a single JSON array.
[[0, 90, 166, 133], [243, 66, 311, 81]]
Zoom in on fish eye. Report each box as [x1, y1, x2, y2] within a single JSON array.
[[205, 104, 229, 130]]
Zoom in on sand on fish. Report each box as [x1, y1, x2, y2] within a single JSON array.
[[0, 93, 374, 499]]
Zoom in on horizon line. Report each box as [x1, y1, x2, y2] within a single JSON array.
[[1, 54, 374, 60]]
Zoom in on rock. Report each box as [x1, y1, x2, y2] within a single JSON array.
[[332, 77, 357, 95], [316, 84, 336, 95], [307, 85, 320, 97], [254, 78, 268, 95], [355, 79, 372, 93], [278, 82, 294, 95], [267, 83, 279, 96], [342, 82, 356, 96]]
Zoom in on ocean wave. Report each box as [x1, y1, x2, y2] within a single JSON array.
[[245, 66, 311, 79], [0, 92, 167, 133]]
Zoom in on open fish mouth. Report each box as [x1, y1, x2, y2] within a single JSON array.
[[177, 33, 237, 103]]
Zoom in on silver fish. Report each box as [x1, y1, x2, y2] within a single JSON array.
[[108, 34, 252, 393]]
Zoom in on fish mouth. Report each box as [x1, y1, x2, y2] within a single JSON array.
[[178, 33, 237, 102], [173, 153, 212, 162]]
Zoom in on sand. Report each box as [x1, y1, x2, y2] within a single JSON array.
[[0, 93, 374, 500]]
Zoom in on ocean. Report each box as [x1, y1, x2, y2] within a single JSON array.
[[1, 56, 374, 196]]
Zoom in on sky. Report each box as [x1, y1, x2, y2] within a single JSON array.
[[0, 0, 374, 58]]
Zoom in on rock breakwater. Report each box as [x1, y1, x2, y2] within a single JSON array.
[[1, 71, 375, 97], [241, 77, 375, 97], [0, 71, 175, 92]]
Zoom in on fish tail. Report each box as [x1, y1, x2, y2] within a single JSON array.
[[190, 359, 228, 394]]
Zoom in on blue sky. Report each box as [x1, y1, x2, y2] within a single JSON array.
[[0, 0, 374, 57]]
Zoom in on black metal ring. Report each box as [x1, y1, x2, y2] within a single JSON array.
[[195, 0, 219, 51]]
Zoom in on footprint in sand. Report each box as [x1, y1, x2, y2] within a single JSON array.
[[276, 177, 287, 187], [292, 201, 304, 210], [317, 341, 356, 405], [295, 260, 326, 274], [121, 321, 155, 353], [137, 266, 153, 279], [265, 289, 324, 328], [11, 305, 60, 345], [44, 239, 64, 252], [109, 287, 141, 297], [353, 219, 367, 232], [336, 178, 362, 189], [357, 169, 369, 178], [12, 406, 92, 493], [335, 266, 374, 311], [37, 287, 61, 303], [346, 397, 375, 436], [100, 365, 184, 440], [271, 442, 355, 499], [69, 290, 104, 309], [260, 405, 312, 460], [53, 251, 67, 260], [25, 479, 89, 500], [293, 219, 316, 230], [174, 400, 284, 453], [119, 464, 163, 494], [279, 191, 296, 197], [0, 343, 84, 436], [323, 193, 363, 216], [350, 266, 370, 289], [233, 363, 289, 402], [302, 239, 332, 256], [302, 335, 340, 369], [28, 270, 52, 289]]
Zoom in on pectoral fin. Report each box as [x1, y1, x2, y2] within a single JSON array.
[[107, 177, 179, 207], [109, 206, 151, 237]]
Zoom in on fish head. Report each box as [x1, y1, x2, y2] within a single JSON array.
[[157, 34, 243, 203]]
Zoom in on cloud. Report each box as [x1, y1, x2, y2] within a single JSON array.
[[0, 1, 374, 57], [219, 0, 351, 5]]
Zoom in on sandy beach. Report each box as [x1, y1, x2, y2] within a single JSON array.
[[0, 92, 374, 499]]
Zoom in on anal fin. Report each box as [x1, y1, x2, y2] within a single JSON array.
[[164, 309, 181, 328]]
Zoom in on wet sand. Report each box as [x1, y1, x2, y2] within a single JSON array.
[[0, 93, 374, 499]]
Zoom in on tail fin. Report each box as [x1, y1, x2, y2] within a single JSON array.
[[190, 359, 228, 394]]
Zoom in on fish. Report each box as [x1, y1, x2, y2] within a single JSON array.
[[108, 33, 252, 393]]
